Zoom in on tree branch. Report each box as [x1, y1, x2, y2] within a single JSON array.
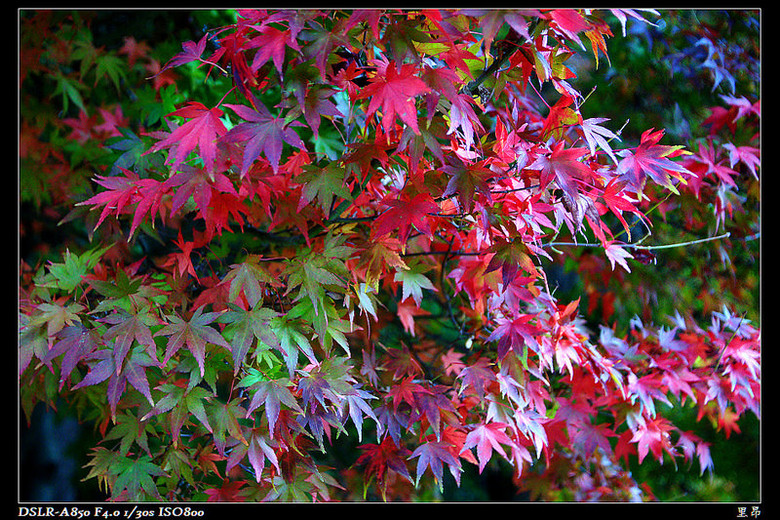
[[544, 232, 731, 250]]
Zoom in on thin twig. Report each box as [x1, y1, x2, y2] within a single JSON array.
[[544, 232, 731, 250]]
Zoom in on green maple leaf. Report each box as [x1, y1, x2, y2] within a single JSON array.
[[156, 307, 232, 377], [104, 410, 155, 457], [296, 162, 352, 217], [40, 245, 112, 293], [287, 296, 355, 355], [205, 397, 247, 455], [269, 315, 317, 378], [110, 454, 167, 500], [142, 383, 213, 445], [284, 235, 350, 314], [93, 52, 126, 92], [393, 261, 436, 307], [218, 303, 279, 373], [222, 256, 279, 308]]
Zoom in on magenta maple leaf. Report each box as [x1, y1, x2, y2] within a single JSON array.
[[247, 26, 300, 75], [409, 439, 462, 490], [157, 34, 208, 74], [145, 102, 228, 175], [461, 422, 514, 473], [616, 128, 693, 192], [222, 101, 306, 174]]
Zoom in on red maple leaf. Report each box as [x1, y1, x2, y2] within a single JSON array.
[[247, 26, 300, 75], [358, 57, 430, 135], [630, 417, 677, 464], [204, 479, 247, 502], [356, 436, 413, 499], [616, 128, 692, 192], [372, 191, 439, 243], [529, 141, 595, 208], [78, 168, 169, 237], [145, 102, 228, 175]]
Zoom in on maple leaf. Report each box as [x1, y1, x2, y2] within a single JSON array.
[[397, 115, 447, 172], [604, 241, 634, 273], [222, 101, 306, 174], [165, 164, 238, 218], [358, 57, 430, 135], [221, 256, 279, 309], [342, 386, 381, 442], [145, 102, 228, 175], [440, 348, 466, 377], [104, 410, 155, 457], [247, 25, 300, 75], [226, 428, 281, 482], [616, 128, 692, 193], [300, 86, 344, 138], [141, 382, 213, 444], [413, 384, 459, 441], [447, 93, 484, 149], [155, 307, 232, 377], [100, 308, 160, 375], [72, 347, 157, 419], [296, 162, 353, 216], [461, 422, 513, 473], [205, 397, 248, 456], [110, 455, 168, 500], [630, 417, 677, 464], [409, 439, 462, 491], [241, 377, 302, 436], [599, 178, 646, 240], [78, 169, 169, 237], [580, 117, 620, 164], [396, 298, 430, 337], [43, 325, 101, 388], [360, 235, 409, 285], [269, 315, 317, 378], [485, 238, 539, 287], [157, 34, 208, 74], [528, 141, 596, 210], [393, 262, 436, 308], [218, 303, 279, 373], [387, 375, 431, 413], [356, 437, 413, 498], [456, 357, 496, 400], [549, 9, 591, 44], [441, 157, 493, 213], [205, 479, 248, 502], [487, 313, 541, 360], [373, 192, 439, 243], [723, 143, 760, 180]]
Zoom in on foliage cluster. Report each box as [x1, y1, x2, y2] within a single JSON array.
[[19, 9, 759, 502]]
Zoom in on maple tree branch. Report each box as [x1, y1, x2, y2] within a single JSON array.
[[459, 47, 514, 98], [544, 232, 731, 250]]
